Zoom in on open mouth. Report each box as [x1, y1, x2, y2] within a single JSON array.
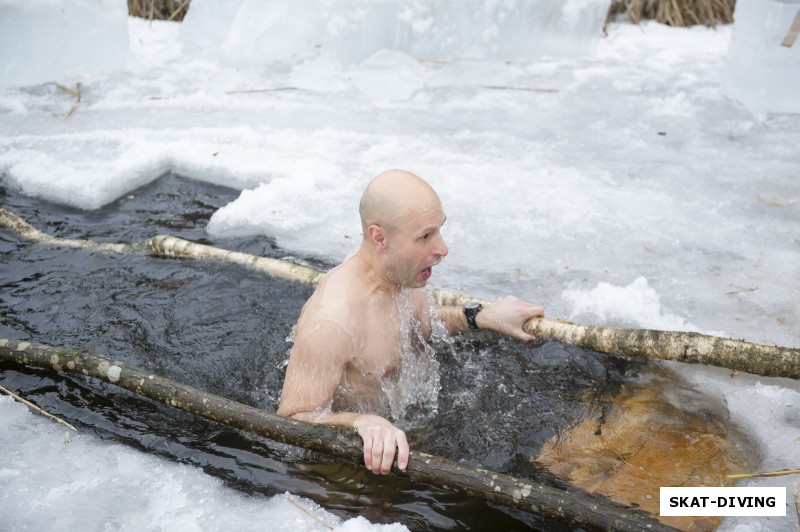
[[420, 266, 432, 280]]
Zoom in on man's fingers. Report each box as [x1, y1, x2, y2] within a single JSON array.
[[362, 433, 374, 469], [355, 418, 409, 474], [363, 429, 404, 474], [516, 331, 536, 342], [371, 437, 385, 473], [380, 440, 395, 474], [396, 432, 409, 471]]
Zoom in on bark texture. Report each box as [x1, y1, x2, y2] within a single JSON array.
[[522, 318, 800, 379], [432, 287, 800, 380], [0, 208, 322, 285], [0, 338, 673, 532], [3, 206, 799, 380], [143, 234, 324, 285]]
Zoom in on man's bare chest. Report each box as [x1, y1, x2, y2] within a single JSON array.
[[343, 289, 428, 379], [350, 327, 402, 379]]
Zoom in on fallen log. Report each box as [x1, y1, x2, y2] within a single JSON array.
[[0, 338, 674, 531], [0, 208, 323, 284], [435, 290, 800, 380], [3, 206, 797, 380]]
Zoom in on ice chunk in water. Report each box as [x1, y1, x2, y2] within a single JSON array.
[[0, 0, 128, 88], [724, 0, 800, 113]]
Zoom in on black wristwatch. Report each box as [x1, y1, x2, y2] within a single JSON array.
[[464, 302, 483, 330]]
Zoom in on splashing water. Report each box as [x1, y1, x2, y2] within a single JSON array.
[[426, 288, 462, 364], [379, 288, 447, 426]]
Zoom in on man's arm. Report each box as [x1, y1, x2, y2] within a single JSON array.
[[436, 295, 545, 340], [277, 320, 409, 474]]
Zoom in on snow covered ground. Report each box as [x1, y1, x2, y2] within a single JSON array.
[[1, 0, 799, 529], [0, 395, 407, 532]]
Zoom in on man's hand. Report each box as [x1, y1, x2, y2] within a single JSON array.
[[478, 295, 545, 341], [353, 414, 409, 474]]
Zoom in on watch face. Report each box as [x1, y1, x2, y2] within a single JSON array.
[[464, 302, 482, 330]]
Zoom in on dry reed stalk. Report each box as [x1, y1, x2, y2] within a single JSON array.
[[727, 469, 800, 480], [0, 383, 78, 432], [794, 482, 800, 531], [168, 0, 191, 22], [286, 496, 335, 530], [608, 0, 735, 27], [128, 0, 189, 22], [54, 82, 81, 120], [783, 8, 800, 48], [225, 87, 299, 95], [127, 0, 142, 18]]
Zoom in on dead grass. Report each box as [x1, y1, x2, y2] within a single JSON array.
[[608, 0, 736, 27], [128, 0, 190, 22]]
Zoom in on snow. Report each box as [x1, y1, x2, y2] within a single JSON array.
[[180, 0, 609, 65], [667, 363, 800, 532], [724, 0, 800, 113], [1, 0, 799, 529], [0, 396, 408, 532], [0, 0, 129, 88], [562, 276, 712, 333]]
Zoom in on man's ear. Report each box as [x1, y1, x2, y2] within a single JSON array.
[[367, 224, 389, 254]]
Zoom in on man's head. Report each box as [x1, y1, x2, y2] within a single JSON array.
[[359, 169, 448, 288]]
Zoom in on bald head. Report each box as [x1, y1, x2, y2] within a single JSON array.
[[359, 170, 441, 235]]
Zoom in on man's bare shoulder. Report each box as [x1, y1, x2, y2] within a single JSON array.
[[296, 261, 367, 331], [315, 263, 359, 299]]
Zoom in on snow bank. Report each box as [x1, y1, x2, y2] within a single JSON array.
[[667, 363, 800, 532], [562, 277, 706, 332], [0, 395, 408, 532], [181, 0, 609, 65], [724, 0, 800, 113], [0, 0, 128, 88]]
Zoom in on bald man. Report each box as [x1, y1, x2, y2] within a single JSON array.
[[277, 170, 544, 474]]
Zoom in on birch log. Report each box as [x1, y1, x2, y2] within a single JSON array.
[[2, 207, 799, 379], [0, 208, 323, 285], [0, 338, 674, 532], [432, 289, 800, 380]]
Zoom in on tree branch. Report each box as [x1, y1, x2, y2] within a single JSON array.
[[0, 338, 674, 531], [3, 206, 798, 380]]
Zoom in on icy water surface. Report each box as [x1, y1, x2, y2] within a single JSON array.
[[0, 173, 753, 530]]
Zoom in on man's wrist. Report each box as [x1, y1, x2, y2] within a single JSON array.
[[463, 302, 482, 330]]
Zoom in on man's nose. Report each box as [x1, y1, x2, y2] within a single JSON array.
[[434, 233, 448, 257]]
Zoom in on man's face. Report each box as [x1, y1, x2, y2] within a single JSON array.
[[382, 199, 448, 289]]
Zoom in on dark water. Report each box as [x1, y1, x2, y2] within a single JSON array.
[[0, 173, 645, 531]]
